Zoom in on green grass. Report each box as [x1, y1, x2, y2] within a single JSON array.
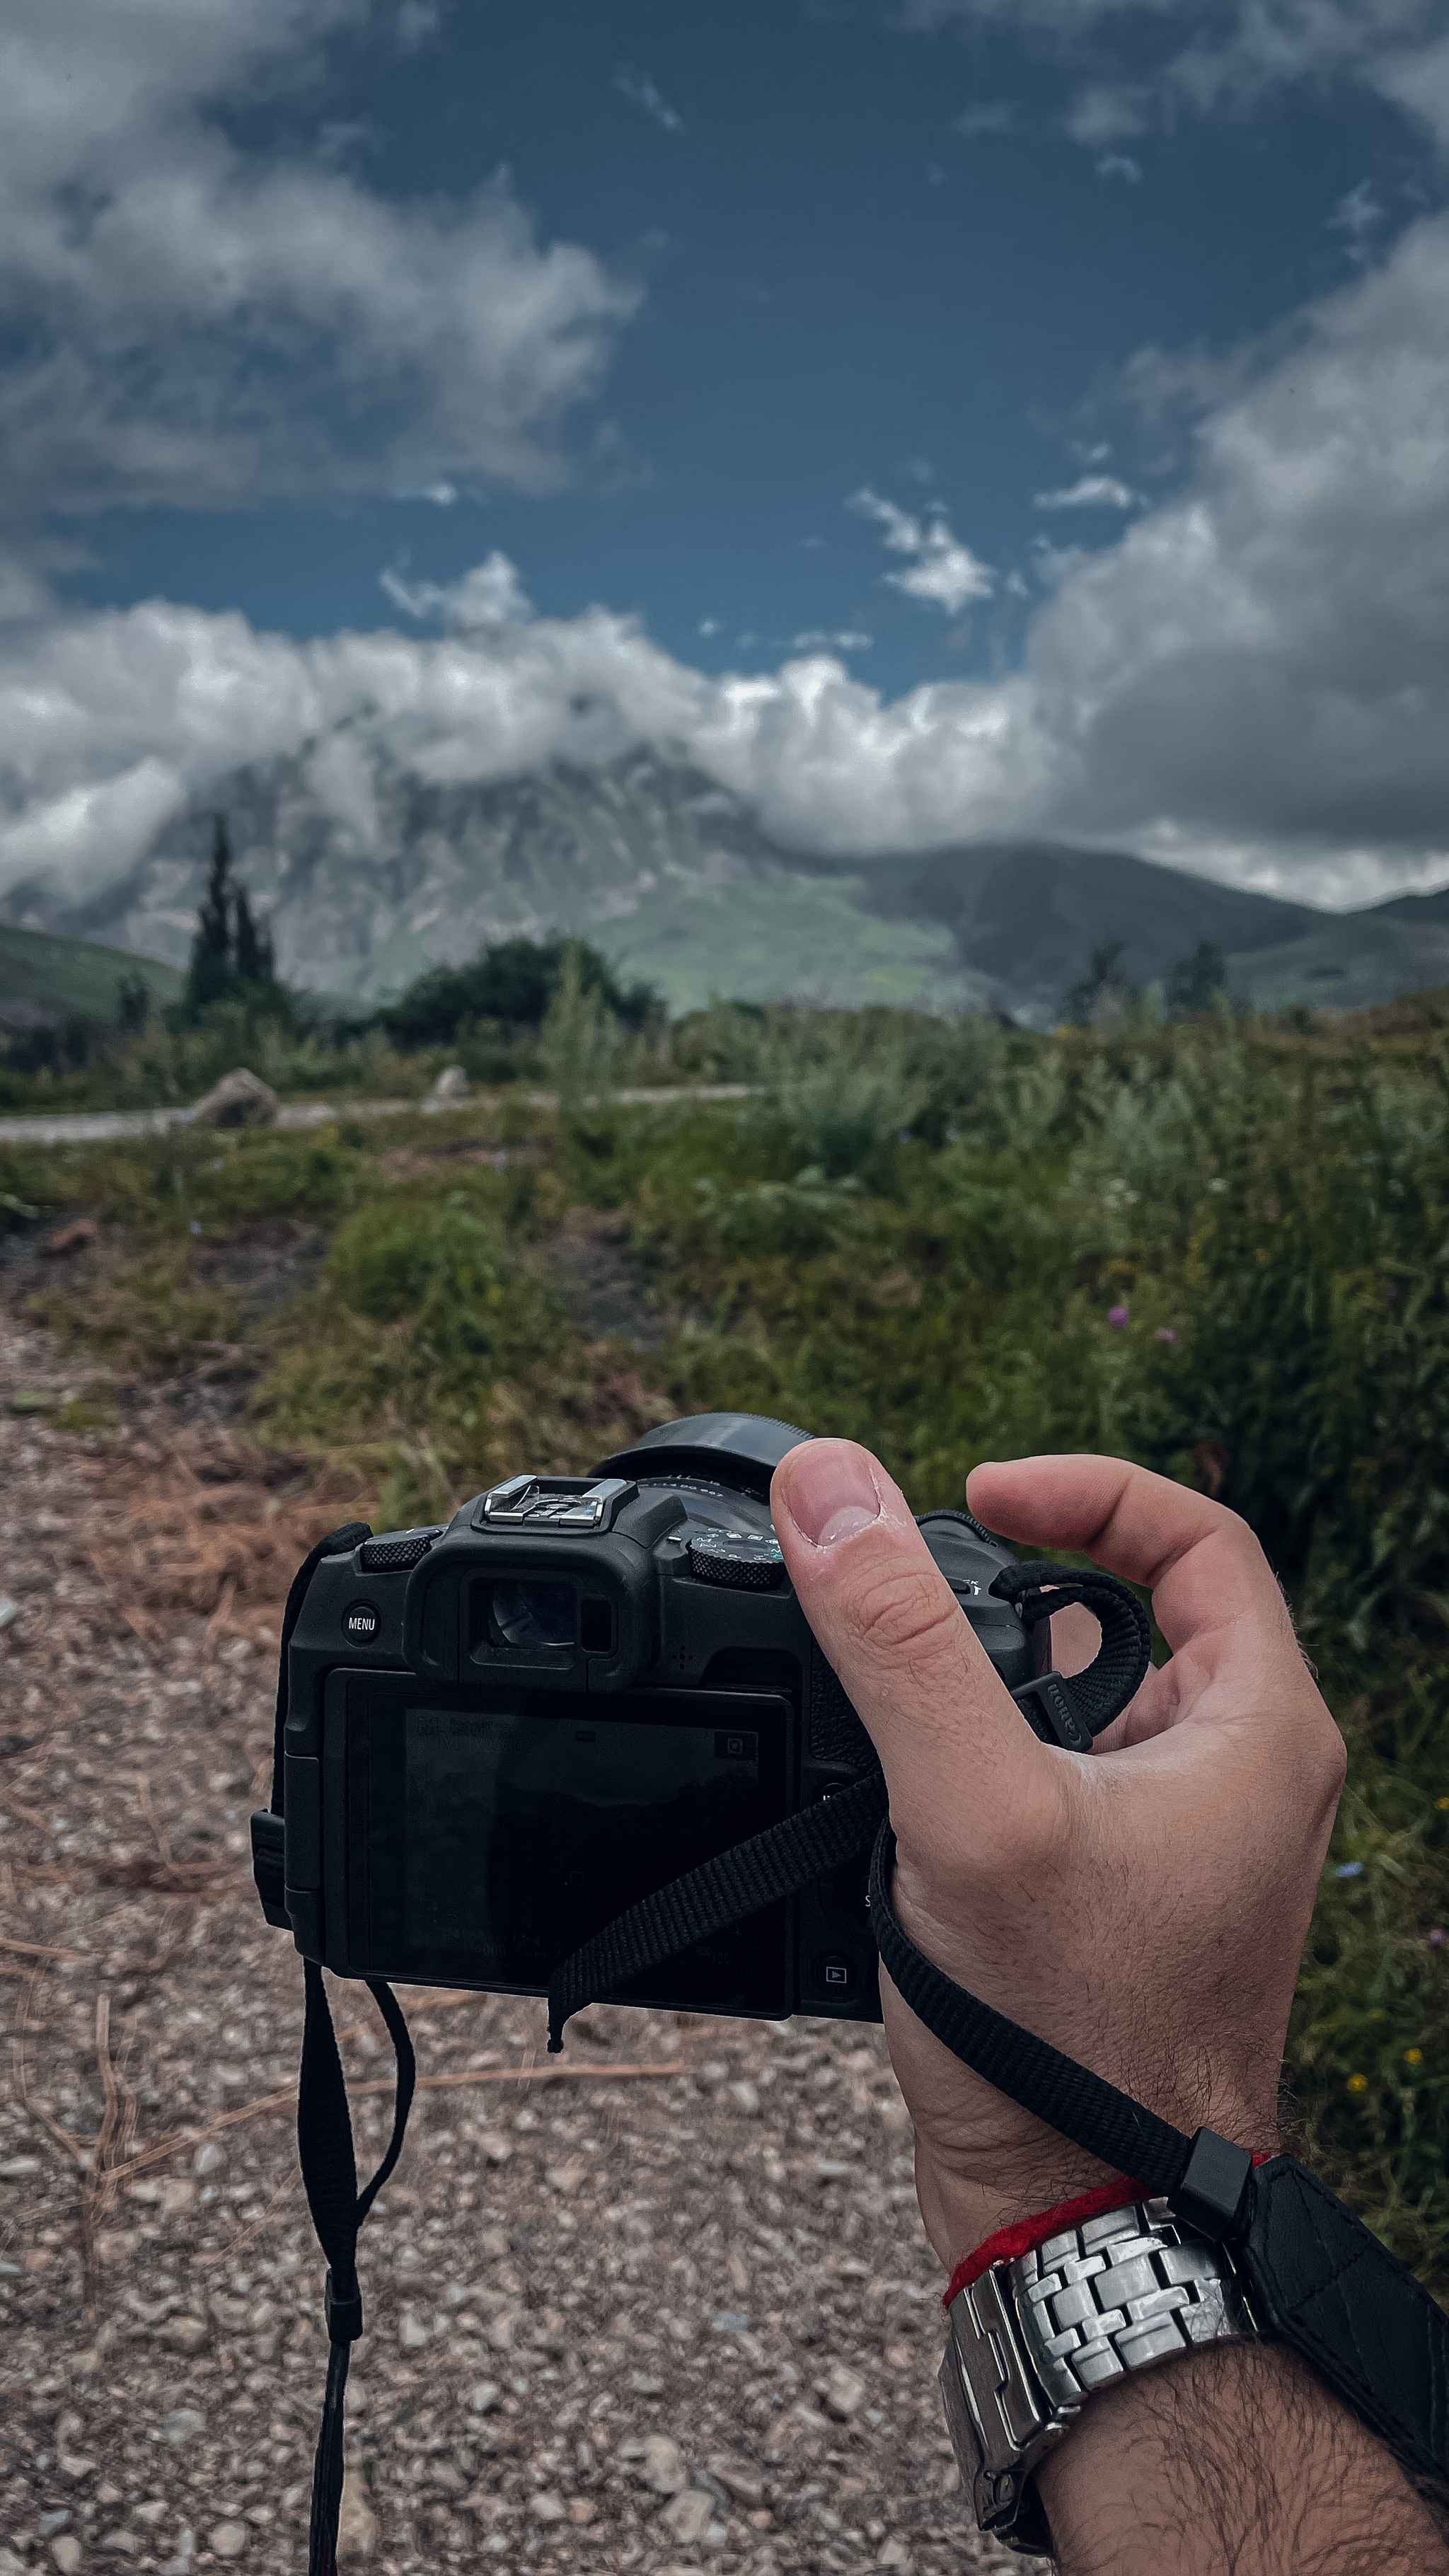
[[6, 1000, 1448, 2292], [0, 923, 182, 1019]]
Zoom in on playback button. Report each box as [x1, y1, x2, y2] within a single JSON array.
[[814, 1952, 857, 1995]]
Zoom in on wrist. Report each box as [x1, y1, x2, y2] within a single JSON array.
[[1036, 2339, 1443, 2576], [916, 2114, 1284, 2282]]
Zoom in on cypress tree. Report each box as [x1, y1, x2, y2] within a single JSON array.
[[185, 815, 236, 1017], [233, 883, 266, 986]]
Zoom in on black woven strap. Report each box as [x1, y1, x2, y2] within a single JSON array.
[[546, 1769, 890, 2052], [989, 1559, 1152, 1740], [298, 1963, 416, 2576], [869, 1820, 1192, 2193]]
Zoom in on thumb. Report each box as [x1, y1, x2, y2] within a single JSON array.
[[770, 1438, 1046, 1875]]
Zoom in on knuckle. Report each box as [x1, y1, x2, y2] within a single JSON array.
[[848, 1555, 963, 1673]]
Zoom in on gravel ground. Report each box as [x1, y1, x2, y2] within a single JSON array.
[[0, 1317, 1015, 2576]]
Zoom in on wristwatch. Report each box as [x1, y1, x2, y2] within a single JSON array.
[[939, 2195, 1262, 2556]]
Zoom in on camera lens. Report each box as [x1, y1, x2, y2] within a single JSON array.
[[486, 1579, 576, 1651]]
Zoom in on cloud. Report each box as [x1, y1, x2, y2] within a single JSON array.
[[8, 207, 1449, 915], [791, 629, 874, 651], [1034, 475, 1141, 509], [1329, 178, 1387, 262], [1096, 153, 1144, 181], [395, 0, 441, 48], [614, 66, 684, 132], [0, 0, 641, 529], [954, 99, 1022, 134], [1374, 32, 1449, 145], [850, 490, 996, 615], [1068, 86, 1148, 146], [897, 0, 1449, 151], [379, 552, 534, 627]]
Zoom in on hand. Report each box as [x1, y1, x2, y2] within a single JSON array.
[[769, 1440, 1346, 2271]]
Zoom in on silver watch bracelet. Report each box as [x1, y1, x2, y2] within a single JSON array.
[[940, 2195, 1260, 2557]]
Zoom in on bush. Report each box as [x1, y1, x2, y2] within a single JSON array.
[[380, 935, 657, 1050]]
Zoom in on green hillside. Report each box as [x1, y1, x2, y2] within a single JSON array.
[[0, 923, 183, 1021]]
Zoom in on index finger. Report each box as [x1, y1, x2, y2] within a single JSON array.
[[965, 1452, 1299, 1666]]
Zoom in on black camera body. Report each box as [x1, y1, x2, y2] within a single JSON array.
[[253, 1411, 1050, 2029]]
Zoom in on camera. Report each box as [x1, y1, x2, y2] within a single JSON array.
[[251, 1411, 1055, 2028]]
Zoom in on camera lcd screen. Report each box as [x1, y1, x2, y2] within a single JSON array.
[[340, 1681, 792, 2015]]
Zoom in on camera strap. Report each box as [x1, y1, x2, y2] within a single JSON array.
[[277, 1539, 1187, 2567], [865, 1825, 1449, 2495], [295, 1963, 415, 2576], [546, 1554, 1150, 2047]]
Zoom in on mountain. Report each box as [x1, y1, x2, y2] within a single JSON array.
[[6, 749, 1448, 1022], [0, 921, 183, 1027]]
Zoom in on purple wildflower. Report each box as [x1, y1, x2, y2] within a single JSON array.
[[1107, 1304, 1130, 1329], [1155, 1326, 1177, 1345], [1430, 1928, 1447, 1950]]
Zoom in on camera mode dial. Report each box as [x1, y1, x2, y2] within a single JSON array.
[[687, 1531, 785, 1591]]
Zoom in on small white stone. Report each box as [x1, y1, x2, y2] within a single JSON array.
[[158, 2407, 204, 2445], [0, 2153, 41, 2179], [819, 2360, 868, 2420], [543, 2156, 589, 2196], [469, 2380, 500, 2413], [530, 2494, 566, 2523], [52, 2543, 82, 2575], [640, 2434, 688, 2494], [209, 2522, 248, 2560], [399, 2306, 430, 2350], [160, 2315, 208, 2354], [337, 2472, 376, 2560], [427, 1066, 469, 1104], [659, 2489, 712, 2545]]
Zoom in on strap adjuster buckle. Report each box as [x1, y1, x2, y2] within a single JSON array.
[[1010, 1672, 1092, 1753], [325, 2268, 364, 2344]]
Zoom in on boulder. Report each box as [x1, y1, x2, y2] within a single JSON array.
[[427, 1064, 469, 1104], [191, 1067, 279, 1128]]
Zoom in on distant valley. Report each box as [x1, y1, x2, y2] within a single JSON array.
[[6, 751, 1449, 1023]]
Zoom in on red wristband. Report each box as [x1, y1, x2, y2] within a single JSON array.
[[942, 2155, 1273, 2309]]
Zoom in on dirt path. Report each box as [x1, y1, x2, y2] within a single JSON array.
[[0, 1317, 1012, 2576], [0, 1086, 754, 1150]]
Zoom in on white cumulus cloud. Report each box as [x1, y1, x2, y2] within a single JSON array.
[[0, 0, 641, 528], [897, 0, 1449, 150], [6, 64, 1449, 920], [850, 490, 997, 616], [1034, 475, 1141, 509], [379, 553, 535, 628]]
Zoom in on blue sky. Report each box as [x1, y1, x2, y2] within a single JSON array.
[[4, 0, 1449, 917], [54, 0, 1436, 703]]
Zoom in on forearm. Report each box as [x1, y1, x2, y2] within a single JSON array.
[[1035, 2340, 1449, 2576]]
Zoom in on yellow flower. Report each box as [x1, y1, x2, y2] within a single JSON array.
[[1347, 2073, 1369, 2093], [1404, 2048, 1424, 2066], [1438, 1797, 1449, 1812]]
